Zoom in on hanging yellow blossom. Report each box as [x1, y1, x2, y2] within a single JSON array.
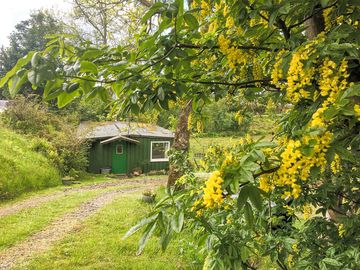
[[286, 34, 325, 103], [302, 204, 313, 220], [200, 0, 210, 18], [310, 59, 349, 128], [259, 174, 274, 192], [331, 154, 341, 174], [338, 223, 345, 237], [323, 7, 333, 31], [354, 104, 360, 120], [235, 111, 244, 125], [218, 34, 248, 69], [273, 131, 333, 199], [202, 171, 224, 208]]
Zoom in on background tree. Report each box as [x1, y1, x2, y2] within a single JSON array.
[[69, 0, 149, 45], [0, 10, 64, 98]]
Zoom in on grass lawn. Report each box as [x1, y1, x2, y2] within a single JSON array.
[[13, 191, 197, 270], [0, 190, 101, 250], [0, 181, 149, 251], [189, 114, 279, 156]]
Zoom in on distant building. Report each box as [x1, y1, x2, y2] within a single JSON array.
[[0, 100, 8, 113], [79, 121, 174, 175]]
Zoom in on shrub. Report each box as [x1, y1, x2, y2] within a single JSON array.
[[2, 96, 89, 175]]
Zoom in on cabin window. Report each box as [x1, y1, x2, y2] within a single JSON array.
[[116, 144, 123, 154], [150, 141, 170, 162]]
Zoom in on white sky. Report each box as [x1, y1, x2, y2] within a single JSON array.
[[0, 0, 71, 47]]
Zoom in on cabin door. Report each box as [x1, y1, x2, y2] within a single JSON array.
[[112, 141, 127, 174]]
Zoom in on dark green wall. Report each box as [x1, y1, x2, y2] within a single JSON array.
[[88, 136, 173, 174], [88, 140, 112, 173]]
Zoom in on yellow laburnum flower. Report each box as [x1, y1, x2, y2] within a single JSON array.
[[302, 204, 313, 220], [259, 174, 273, 192], [292, 243, 299, 252], [225, 16, 234, 29], [338, 223, 345, 238], [323, 7, 333, 31], [202, 171, 224, 208], [331, 154, 341, 174], [274, 131, 333, 199], [354, 104, 360, 120]]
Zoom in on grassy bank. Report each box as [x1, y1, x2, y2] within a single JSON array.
[[0, 126, 60, 200]]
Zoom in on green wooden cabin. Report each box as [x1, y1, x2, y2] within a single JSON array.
[[79, 122, 174, 175]]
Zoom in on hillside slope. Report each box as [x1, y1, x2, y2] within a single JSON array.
[[0, 126, 60, 200]]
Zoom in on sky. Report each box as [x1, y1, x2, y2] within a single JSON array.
[[0, 0, 71, 47]]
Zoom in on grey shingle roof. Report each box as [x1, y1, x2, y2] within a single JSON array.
[[79, 121, 174, 139], [0, 100, 8, 113]]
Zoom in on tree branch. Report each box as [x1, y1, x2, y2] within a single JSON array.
[[176, 42, 273, 52]]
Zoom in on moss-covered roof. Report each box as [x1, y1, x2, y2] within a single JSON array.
[[78, 121, 174, 139]]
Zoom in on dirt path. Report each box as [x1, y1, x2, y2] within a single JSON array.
[[0, 178, 164, 270], [0, 176, 165, 218]]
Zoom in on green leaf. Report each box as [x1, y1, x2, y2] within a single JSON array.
[[8, 71, 28, 97], [171, 210, 184, 233], [123, 214, 159, 239], [80, 61, 98, 74], [244, 202, 254, 227], [240, 168, 254, 182], [0, 51, 34, 88], [247, 186, 263, 211], [322, 258, 342, 267], [137, 220, 157, 255], [57, 91, 79, 108], [158, 87, 165, 101], [31, 52, 41, 67], [240, 246, 249, 262], [160, 231, 173, 251], [183, 13, 199, 29], [141, 2, 165, 23], [237, 185, 251, 209]]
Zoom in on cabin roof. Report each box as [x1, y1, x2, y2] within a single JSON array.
[[0, 100, 8, 113], [79, 121, 174, 139]]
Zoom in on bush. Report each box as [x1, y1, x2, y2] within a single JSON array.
[[0, 125, 60, 199], [2, 96, 89, 176]]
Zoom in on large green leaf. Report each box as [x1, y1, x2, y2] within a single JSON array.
[[0, 51, 35, 88], [80, 61, 98, 74], [244, 202, 254, 227], [7, 71, 29, 97], [123, 214, 159, 239], [57, 91, 80, 108], [137, 220, 157, 255], [183, 13, 199, 29]]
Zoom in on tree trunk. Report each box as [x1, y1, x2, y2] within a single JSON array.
[[304, 5, 325, 39], [167, 100, 192, 187]]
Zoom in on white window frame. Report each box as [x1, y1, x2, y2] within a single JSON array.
[[150, 141, 170, 162], [116, 144, 123, 155]]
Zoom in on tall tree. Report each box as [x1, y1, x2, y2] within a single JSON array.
[[70, 0, 148, 45], [0, 10, 64, 97]]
